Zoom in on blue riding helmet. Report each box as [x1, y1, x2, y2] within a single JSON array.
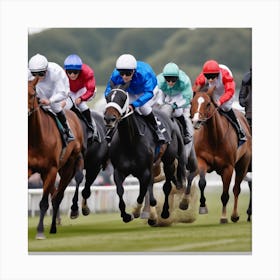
[[64, 54, 83, 70]]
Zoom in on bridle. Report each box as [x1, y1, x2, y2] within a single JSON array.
[[28, 86, 42, 116], [191, 95, 219, 128]]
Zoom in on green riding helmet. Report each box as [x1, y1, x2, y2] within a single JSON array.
[[163, 62, 179, 77]]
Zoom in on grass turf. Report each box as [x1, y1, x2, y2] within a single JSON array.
[[28, 189, 251, 253]]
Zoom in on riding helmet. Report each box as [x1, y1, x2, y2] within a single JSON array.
[[203, 60, 220, 74], [163, 62, 179, 77], [64, 54, 83, 70], [29, 54, 48, 72], [116, 54, 137, 70]]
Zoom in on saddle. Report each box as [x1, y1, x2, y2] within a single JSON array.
[[41, 107, 67, 147], [134, 112, 170, 166]]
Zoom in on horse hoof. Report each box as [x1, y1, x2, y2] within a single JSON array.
[[179, 201, 189, 210], [70, 210, 79, 219], [140, 211, 150, 219], [199, 207, 208, 214], [161, 211, 170, 219], [231, 216, 240, 223], [82, 206, 90, 216], [36, 232, 46, 240], [133, 212, 140, 218], [220, 218, 228, 224], [148, 219, 157, 227], [50, 227, 57, 234], [122, 214, 134, 223]]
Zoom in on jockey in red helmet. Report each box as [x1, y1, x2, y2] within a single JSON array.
[[193, 59, 247, 144]]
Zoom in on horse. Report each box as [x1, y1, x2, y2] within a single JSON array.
[[69, 110, 109, 218], [104, 83, 187, 225], [28, 76, 84, 239], [155, 102, 198, 210], [182, 86, 252, 223]]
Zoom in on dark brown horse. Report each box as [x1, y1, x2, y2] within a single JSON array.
[[28, 77, 84, 239], [180, 86, 252, 223]]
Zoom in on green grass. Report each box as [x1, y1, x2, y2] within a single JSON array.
[[28, 190, 251, 253]]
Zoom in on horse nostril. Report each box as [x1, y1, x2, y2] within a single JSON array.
[[104, 115, 116, 125]]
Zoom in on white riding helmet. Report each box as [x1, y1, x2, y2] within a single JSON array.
[[116, 54, 137, 69], [29, 54, 48, 72]]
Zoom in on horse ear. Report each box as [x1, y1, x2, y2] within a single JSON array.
[[122, 81, 130, 91], [31, 76, 39, 86]]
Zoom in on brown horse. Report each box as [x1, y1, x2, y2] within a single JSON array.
[[28, 77, 84, 239], [180, 86, 252, 223]]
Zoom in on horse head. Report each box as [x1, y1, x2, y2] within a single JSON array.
[[104, 82, 130, 128], [28, 76, 39, 115], [190, 86, 217, 129]]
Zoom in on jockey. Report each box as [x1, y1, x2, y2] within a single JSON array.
[[156, 62, 193, 144], [104, 54, 166, 144], [193, 59, 247, 143], [239, 67, 252, 131], [63, 54, 99, 143], [28, 53, 75, 142]]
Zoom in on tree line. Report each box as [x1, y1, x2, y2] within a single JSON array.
[[28, 28, 251, 88]]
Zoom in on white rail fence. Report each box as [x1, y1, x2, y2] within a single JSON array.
[[28, 183, 163, 217], [28, 173, 250, 217]]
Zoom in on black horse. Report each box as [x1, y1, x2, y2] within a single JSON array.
[[69, 110, 109, 218], [104, 83, 187, 225]]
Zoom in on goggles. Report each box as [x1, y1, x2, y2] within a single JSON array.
[[31, 71, 46, 77], [66, 69, 80, 75], [204, 73, 219, 80], [164, 76, 178, 83], [118, 69, 134, 76]]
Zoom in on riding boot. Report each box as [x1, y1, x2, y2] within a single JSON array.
[[176, 115, 191, 144], [82, 109, 99, 143], [56, 111, 75, 142], [144, 112, 167, 144], [226, 109, 247, 142]]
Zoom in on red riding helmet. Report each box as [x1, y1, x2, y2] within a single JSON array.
[[203, 60, 220, 74]]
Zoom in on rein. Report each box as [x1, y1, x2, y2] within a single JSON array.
[[28, 88, 43, 116]]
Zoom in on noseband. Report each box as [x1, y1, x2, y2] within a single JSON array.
[[191, 96, 218, 128]]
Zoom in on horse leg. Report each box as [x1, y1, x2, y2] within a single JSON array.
[[81, 166, 101, 216], [36, 169, 57, 239], [247, 180, 252, 222], [220, 166, 234, 224], [50, 157, 78, 233], [114, 170, 132, 223], [179, 170, 197, 210], [198, 168, 208, 214], [139, 192, 150, 219], [161, 162, 176, 219], [70, 168, 84, 219], [231, 160, 249, 223]]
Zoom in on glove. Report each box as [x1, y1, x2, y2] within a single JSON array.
[[172, 102, 178, 109]]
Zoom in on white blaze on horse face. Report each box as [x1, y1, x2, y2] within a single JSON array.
[[193, 96, 205, 122]]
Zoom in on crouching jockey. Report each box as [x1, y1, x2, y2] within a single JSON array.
[[63, 54, 99, 144], [156, 62, 193, 144], [28, 53, 75, 143], [193, 59, 247, 145], [104, 54, 167, 144]]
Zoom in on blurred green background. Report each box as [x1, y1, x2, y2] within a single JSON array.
[[28, 28, 251, 106]]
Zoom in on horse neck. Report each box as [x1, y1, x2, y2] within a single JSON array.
[[28, 109, 46, 146], [204, 111, 226, 144], [118, 114, 137, 147]]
